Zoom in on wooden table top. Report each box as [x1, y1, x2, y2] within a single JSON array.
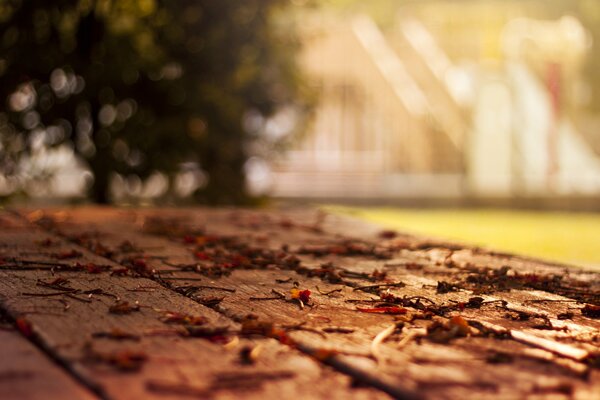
[[0, 207, 598, 400]]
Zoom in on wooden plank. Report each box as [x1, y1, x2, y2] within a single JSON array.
[[0, 210, 388, 400], [0, 316, 97, 400], [30, 207, 600, 400]]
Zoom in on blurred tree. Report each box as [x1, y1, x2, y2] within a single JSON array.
[[0, 0, 304, 203]]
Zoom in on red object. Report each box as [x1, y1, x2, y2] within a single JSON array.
[[207, 335, 231, 344], [298, 289, 311, 303], [183, 235, 196, 244], [378, 230, 397, 239], [270, 328, 295, 346], [371, 269, 387, 281], [229, 254, 248, 267], [280, 219, 294, 229], [85, 263, 109, 273], [194, 251, 211, 260], [133, 258, 147, 268], [16, 317, 33, 337], [522, 274, 541, 284], [110, 268, 130, 276], [73, 262, 110, 273], [291, 288, 311, 303]]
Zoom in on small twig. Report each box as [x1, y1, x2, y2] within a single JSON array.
[[316, 286, 343, 296], [484, 300, 509, 307], [151, 269, 175, 275], [157, 276, 204, 281], [22, 290, 90, 303], [92, 329, 141, 341], [250, 289, 286, 301], [4, 259, 72, 268], [403, 296, 437, 305], [176, 285, 236, 293], [283, 323, 326, 338], [371, 323, 399, 362], [22, 292, 68, 297], [340, 270, 371, 279], [83, 289, 120, 300], [0, 265, 59, 271], [522, 299, 580, 305], [345, 298, 381, 304], [397, 330, 423, 349], [162, 261, 183, 268], [510, 330, 589, 361], [36, 286, 77, 294], [322, 327, 355, 334], [36, 279, 74, 292], [353, 282, 405, 292], [55, 298, 70, 311], [128, 285, 157, 292], [195, 285, 236, 293], [250, 296, 283, 301], [65, 293, 92, 303]]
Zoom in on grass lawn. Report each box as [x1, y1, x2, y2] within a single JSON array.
[[328, 206, 600, 271]]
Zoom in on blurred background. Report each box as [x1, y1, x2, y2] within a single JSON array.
[[1, 0, 599, 267]]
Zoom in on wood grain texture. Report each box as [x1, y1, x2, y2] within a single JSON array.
[[0, 207, 598, 400], [0, 210, 386, 400], [0, 322, 97, 400]]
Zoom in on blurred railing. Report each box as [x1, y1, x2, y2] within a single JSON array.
[[271, 15, 463, 198], [270, 12, 600, 201]]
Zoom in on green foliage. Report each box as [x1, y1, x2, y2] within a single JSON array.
[[0, 0, 304, 203]]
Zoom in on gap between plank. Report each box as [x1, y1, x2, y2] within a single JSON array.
[[0, 298, 108, 400]]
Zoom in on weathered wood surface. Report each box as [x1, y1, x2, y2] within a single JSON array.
[[0, 207, 598, 400], [0, 316, 96, 400]]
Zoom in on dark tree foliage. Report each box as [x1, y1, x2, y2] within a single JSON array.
[[0, 0, 303, 203]]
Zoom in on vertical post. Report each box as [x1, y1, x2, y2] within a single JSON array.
[[546, 61, 561, 191]]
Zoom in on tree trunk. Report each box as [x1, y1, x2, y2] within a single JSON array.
[[89, 147, 111, 204], [76, 7, 110, 204]]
